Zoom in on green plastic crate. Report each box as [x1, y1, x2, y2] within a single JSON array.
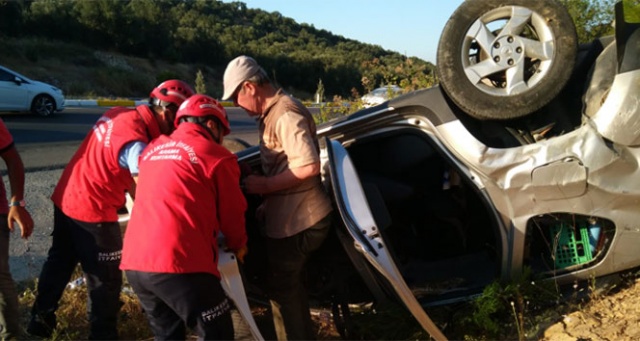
[[551, 223, 593, 268]]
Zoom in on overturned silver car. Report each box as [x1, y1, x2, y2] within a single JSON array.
[[226, 0, 640, 339]]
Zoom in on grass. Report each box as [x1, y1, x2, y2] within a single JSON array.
[[15, 269, 633, 340], [314, 269, 638, 341], [18, 267, 154, 340], [16, 266, 342, 340]]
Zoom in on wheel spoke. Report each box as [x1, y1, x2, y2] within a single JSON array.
[[505, 60, 528, 94], [522, 38, 553, 61], [464, 59, 509, 84], [467, 20, 496, 54], [33, 96, 54, 116], [499, 7, 532, 36]]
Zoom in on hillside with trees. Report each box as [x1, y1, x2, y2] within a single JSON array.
[[0, 0, 436, 100]]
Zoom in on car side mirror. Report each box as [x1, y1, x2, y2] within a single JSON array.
[[12, 76, 23, 85]]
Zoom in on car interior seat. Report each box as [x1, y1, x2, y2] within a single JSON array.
[[361, 181, 393, 231], [351, 132, 471, 261]]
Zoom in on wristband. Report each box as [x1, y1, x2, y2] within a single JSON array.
[[9, 200, 26, 207]]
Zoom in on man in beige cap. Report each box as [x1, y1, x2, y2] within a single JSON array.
[[223, 55, 333, 340]]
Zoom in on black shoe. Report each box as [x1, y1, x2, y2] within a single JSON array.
[[26, 314, 55, 338]]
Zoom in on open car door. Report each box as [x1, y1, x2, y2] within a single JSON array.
[[324, 138, 447, 341]]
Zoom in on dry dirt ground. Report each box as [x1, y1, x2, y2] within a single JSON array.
[[540, 276, 640, 341]]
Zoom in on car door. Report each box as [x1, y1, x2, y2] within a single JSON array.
[[324, 138, 447, 341], [0, 68, 27, 111]]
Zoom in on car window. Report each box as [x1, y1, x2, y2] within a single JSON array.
[[0, 69, 14, 82]]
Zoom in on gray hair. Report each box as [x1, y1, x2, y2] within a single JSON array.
[[245, 67, 270, 86]]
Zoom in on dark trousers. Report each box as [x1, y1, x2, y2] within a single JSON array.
[[267, 213, 332, 341], [125, 271, 233, 341], [31, 205, 122, 340]]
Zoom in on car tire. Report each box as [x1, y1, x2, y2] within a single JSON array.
[[437, 0, 578, 120], [31, 94, 56, 117]]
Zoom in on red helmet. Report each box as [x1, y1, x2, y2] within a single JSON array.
[[149, 79, 195, 107], [175, 94, 230, 136]]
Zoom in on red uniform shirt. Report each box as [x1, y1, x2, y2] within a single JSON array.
[[51, 105, 161, 222], [0, 119, 13, 214], [120, 122, 247, 277]]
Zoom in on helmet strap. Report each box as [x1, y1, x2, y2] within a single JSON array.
[[207, 119, 223, 145], [150, 98, 172, 108]]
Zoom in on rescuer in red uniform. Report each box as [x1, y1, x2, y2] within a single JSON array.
[[28, 80, 195, 340], [120, 94, 248, 340]]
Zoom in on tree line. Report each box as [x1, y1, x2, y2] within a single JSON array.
[[0, 0, 436, 99]]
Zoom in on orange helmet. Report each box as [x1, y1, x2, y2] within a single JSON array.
[[149, 79, 194, 107], [175, 94, 230, 136]]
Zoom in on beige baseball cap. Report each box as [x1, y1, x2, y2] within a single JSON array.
[[222, 55, 261, 100]]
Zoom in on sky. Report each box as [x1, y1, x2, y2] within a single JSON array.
[[223, 0, 465, 63]]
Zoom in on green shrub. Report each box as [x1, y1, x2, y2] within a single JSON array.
[[156, 70, 181, 84], [93, 68, 154, 98], [195, 69, 207, 95], [25, 46, 39, 63]]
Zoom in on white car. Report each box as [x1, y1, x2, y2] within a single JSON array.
[[361, 85, 402, 107], [0, 65, 65, 116]]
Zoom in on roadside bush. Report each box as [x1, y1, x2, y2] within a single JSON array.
[[93, 68, 155, 98], [25, 46, 39, 63], [64, 81, 96, 98], [156, 70, 182, 84]]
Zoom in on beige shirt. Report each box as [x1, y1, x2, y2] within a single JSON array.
[[258, 89, 333, 238]]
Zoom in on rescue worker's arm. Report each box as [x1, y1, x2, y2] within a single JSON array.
[[119, 141, 147, 197], [243, 162, 319, 195], [128, 180, 137, 200], [1, 145, 34, 239], [215, 157, 249, 262]]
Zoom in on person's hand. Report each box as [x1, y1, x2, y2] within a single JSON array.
[[234, 245, 248, 264], [8, 206, 34, 239]]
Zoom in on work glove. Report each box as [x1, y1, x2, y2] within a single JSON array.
[[234, 245, 248, 264]]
